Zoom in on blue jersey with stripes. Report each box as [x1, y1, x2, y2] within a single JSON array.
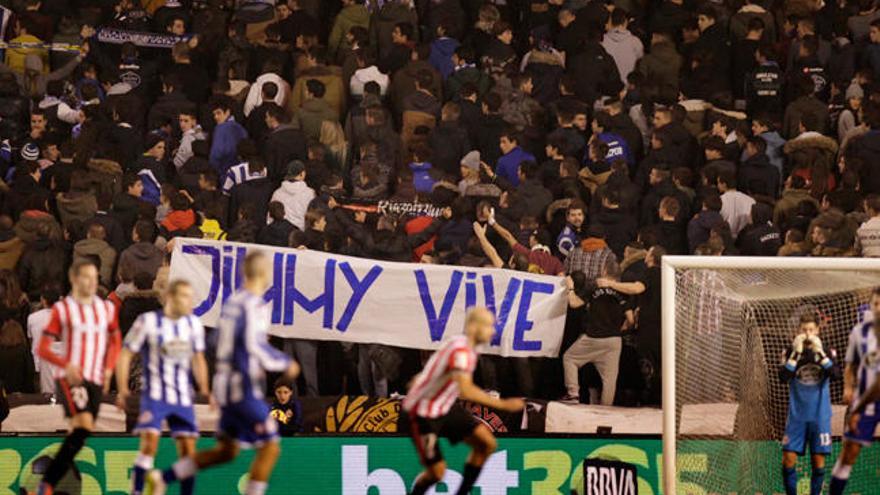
[[847, 319, 880, 417], [124, 311, 205, 407], [213, 290, 291, 406], [221, 161, 267, 194]]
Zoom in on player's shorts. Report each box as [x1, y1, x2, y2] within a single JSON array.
[[845, 411, 880, 446], [217, 399, 279, 449], [407, 404, 479, 466], [133, 398, 198, 438], [56, 379, 102, 419], [783, 420, 832, 455]]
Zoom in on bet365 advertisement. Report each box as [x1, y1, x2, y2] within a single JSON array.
[[0, 437, 877, 494]]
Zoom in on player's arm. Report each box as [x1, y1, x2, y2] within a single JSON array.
[[806, 335, 839, 380], [189, 318, 212, 402], [114, 348, 134, 409], [852, 370, 880, 416], [844, 363, 858, 404], [453, 371, 524, 413], [38, 306, 83, 384], [843, 327, 860, 404], [244, 313, 301, 378], [116, 315, 147, 407], [779, 334, 807, 382], [192, 352, 211, 399], [103, 310, 122, 393]]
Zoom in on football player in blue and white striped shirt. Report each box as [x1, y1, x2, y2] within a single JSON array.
[[148, 251, 299, 495], [115, 279, 211, 495]]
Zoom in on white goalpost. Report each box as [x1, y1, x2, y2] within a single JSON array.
[[661, 255, 880, 495]]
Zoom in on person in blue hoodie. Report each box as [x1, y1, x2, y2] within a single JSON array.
[[208, 95, 248, 176], [409, 143, 436, 193], [589, 111, 634, 168], [137, 168, 162, 206], [494, 129, 535, 188], [429, 21, 460, 79]]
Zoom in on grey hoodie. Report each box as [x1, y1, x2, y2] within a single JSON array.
[[601, 28, 644, 83]]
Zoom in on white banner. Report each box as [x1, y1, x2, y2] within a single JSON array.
[[169, 238, 568, 357]]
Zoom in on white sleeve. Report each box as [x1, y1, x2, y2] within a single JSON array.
[[846, 326, 860, 364], [124, 313, 149, 353], [243, 83, 260, 117], [57, 102, 81, 124], [191, 316, 206, 353]]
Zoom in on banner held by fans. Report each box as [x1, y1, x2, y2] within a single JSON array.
[[170, 238, 568, 357]]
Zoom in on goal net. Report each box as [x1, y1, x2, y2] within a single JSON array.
[[662, 256, 880, 495]]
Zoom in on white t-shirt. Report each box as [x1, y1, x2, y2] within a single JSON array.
[[27, 307, 62, 394]]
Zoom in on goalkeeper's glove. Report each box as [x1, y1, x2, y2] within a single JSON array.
[[807, 335, 831, 366], [787, 334, 807, 368]]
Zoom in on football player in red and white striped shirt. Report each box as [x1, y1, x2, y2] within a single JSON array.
[[32, 259, 121, 495], [402, 307, 524, 495]]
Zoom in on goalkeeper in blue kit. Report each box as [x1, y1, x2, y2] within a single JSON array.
[[778, 312, 839, 495]]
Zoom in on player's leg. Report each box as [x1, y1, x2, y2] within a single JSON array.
[[149, 438, 239, 495], [830, 440, 862, 495], [781, 450, 799, 495], [808, 421, 831, 495], [132, 431, 159, 495], [831, 411, 877, 494], [38, 412, 94, 494], [411, 461, 447, 495], [37, 381, 98, 494], [175, 436, 198, 495], [456, 424, 497, 495], [245, 441, 281, 495], [810, 454, 827, 495], [781, 420, 807, 495], [408, 415, 446, 495]]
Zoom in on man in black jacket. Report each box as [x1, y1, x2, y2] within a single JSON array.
[[428, 102, 471, 176], [566, 24, 622, 106], [738, 136, 780, 199], [652, 196, 687, 255], [737, 202, 782, 255], [640, 164, 691, 227], [263, 104, 308, 183], [693, 5, 731, 83], [111, 174, 148, 244], [147, 72, 194, 132], [475, 92, 507, 167]]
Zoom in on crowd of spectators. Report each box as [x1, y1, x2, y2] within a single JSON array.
[[0, 0, 879, 408]]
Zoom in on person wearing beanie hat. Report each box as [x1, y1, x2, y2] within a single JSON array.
[[21, 142, 40, 162], [135, 133, 167, 182], [458, 150, 483, 196], [839, 83, 864, 141], [269, 159, 315, 230]]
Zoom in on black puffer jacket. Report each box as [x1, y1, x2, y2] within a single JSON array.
[[257, 220, 296, 247], [566, 41, 622, 105], [17, 238, 67, 300]]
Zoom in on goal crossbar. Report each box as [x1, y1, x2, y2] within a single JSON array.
[[660, 255, 880, 494]]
